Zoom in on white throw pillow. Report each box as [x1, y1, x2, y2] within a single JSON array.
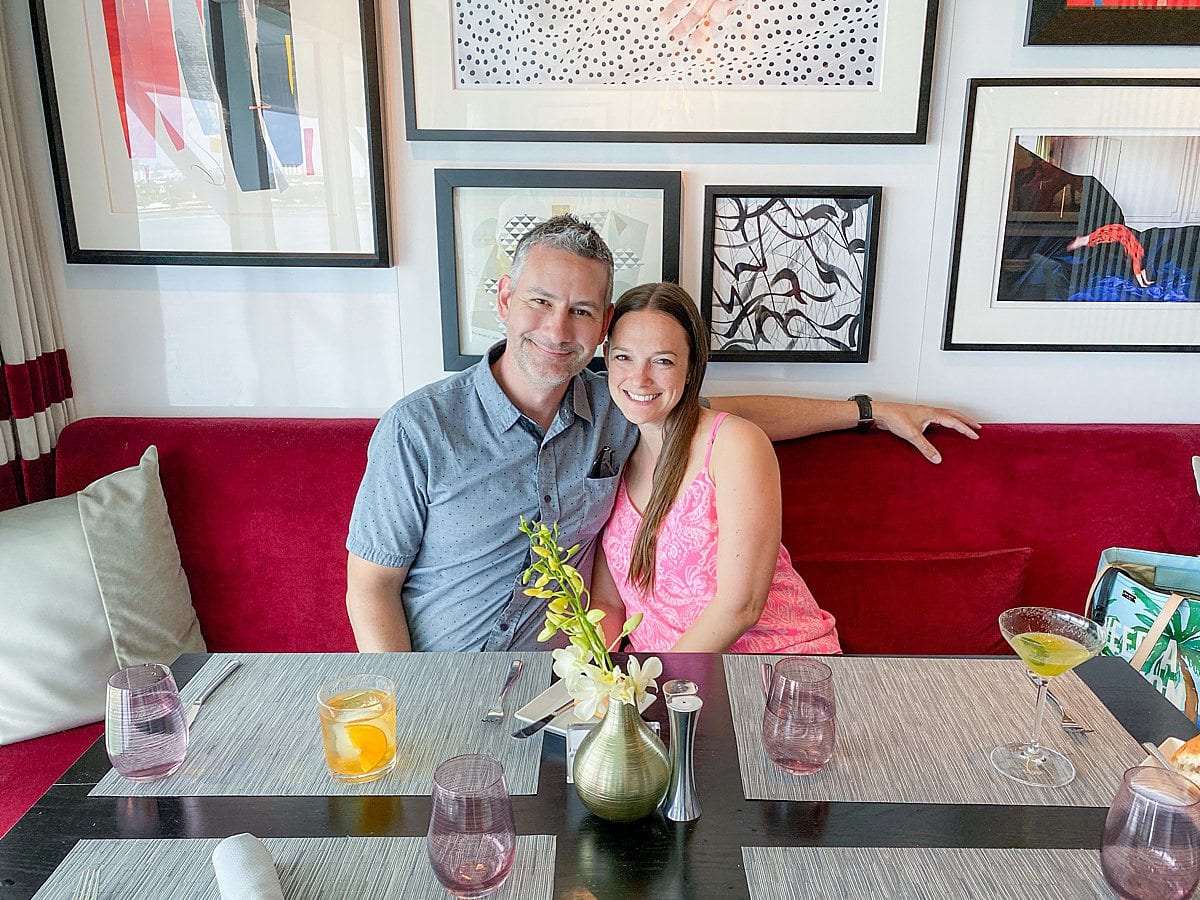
[[0, 446, 205, 744]]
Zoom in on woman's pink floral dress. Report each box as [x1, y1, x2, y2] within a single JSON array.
[[601, 413, 840, 654]]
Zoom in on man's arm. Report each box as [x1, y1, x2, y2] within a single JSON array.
[[346, 554, 413, 652], [707, 395, 981, 464]]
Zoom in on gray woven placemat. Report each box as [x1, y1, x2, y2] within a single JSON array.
[[90, 653, 551, 797], [725, 655, 1143, 806], [32, 835, 555, 899], [742, 847, 1116, 899]]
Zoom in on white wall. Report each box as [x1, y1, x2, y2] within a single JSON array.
[[4, 1, 1199, 421]]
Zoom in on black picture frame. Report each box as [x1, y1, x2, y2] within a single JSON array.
[[1026, 0, 1200, 46], [400, 1, 939, 144], [943, 77, 1200, 353], [699, 186, 881, 363], [434, 169, 683, 371], [29, 0, 389, 266]]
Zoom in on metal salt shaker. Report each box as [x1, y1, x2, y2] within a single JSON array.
[[662, 693, 703, 821]]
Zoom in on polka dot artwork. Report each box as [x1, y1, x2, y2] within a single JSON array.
[[453, 1, 881, 87]]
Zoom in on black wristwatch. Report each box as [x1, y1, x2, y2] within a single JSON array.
[[848, 394, 874, 432]]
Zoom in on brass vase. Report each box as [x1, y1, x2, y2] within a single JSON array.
[[572, 700, 670, 822]]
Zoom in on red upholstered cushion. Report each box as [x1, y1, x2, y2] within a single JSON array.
[[792, 548, 1034, 654], [55, 419, 377, 653], [0, 722, 102, 838], [776, 425, 1200, 625]]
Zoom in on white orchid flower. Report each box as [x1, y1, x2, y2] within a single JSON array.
[[572, 668, 617, 720], [621, 656, 663, 706], [552, 645, 590, 680]]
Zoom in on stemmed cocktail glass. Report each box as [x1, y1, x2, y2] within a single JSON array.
[[991, 606, 1105, 788]]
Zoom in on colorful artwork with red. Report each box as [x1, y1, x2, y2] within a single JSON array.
[[1000, 135, 1200, 305], [1064, 1, 1200, 8], [100, 0, 303, 190]]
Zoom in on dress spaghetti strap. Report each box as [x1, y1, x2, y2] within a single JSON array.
[[704, 412, 730, 470]]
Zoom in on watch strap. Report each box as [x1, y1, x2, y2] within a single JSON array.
[[848, 394, 873, 431]]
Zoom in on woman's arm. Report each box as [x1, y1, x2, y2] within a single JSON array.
[[670, 416, 781, 652], [589, 544, 629, 651]]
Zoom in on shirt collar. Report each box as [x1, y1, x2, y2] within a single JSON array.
[[473, 341, 596, 433]]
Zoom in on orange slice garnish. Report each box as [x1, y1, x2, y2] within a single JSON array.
[[345, 724, 389, 773]]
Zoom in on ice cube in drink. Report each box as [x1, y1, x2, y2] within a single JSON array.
[[318, 677, 397, 783]]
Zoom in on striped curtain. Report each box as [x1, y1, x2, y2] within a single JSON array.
[[0, 24, 74, 510]]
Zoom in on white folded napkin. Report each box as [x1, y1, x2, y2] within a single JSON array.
[[212, 833, 285, 900]]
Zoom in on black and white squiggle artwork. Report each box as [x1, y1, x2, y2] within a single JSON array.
[[702, 189, 880, 362], [454, 2, 882, 88]]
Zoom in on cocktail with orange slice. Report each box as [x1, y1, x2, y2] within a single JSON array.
[[318, 674, 397, 783]]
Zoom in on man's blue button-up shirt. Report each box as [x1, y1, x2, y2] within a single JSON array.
[[347, 344, 639, 652]]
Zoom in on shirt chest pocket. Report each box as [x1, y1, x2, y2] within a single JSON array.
[[565, 474, 620, 544]]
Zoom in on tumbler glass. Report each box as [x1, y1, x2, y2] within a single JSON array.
[[761, 657, 836, 775], [105, 663, 188, 781], [427, 754, 516, 898], [1101, 765, 1200, 900], [318, 673, 397, 783]]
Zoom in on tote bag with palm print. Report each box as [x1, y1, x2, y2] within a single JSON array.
[[1087, 548, 1200, 724]]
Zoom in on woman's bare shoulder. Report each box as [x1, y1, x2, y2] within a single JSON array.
[[709, 413, 776, 472]]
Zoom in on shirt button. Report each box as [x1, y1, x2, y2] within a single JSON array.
[[543, 495, 551, 503], [499, 622, 510, 632]]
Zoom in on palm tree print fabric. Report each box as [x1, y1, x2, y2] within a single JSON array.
[[1094, 567, 1200, 722]]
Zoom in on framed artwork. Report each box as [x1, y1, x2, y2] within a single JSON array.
[[434, 169, 682, 371], [400, 1, 939, 143], [30, 0, 389, 266], [943, 79, 1200, 353], [699, 186, 881, 363], [1026, 0, 1200, 46]]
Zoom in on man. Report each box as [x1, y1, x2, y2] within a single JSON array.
[[347, 216, 979, 652]]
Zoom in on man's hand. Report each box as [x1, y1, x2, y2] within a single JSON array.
[[657, 0, 741, 51], [872, 401, 981, 465]]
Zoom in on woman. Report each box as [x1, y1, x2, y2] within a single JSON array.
[[590, 282, 840, 654]]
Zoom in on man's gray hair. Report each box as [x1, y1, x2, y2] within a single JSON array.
[[508, 214, 615, 303]]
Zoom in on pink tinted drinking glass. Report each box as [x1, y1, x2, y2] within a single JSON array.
[[1102, 765, 1200, 900], [105, 663, 188, 781], [761, 657, 836, 775], [427, 754, 516, 898]]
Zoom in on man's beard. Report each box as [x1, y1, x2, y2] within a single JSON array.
[[511, 333, 590, 389]]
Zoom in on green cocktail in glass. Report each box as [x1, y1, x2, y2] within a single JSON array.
[[992, 606, 1105, 788]]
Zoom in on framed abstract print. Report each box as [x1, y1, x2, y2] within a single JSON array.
[[30, 0, 389, 266], [434, 169, 682, 371], [1026, 0, 1200, 46], [400, 1, 939, 143], [943, 79, 1200, 353], [700, 186, 881, 363]]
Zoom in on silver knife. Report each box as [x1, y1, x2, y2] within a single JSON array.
[[511, 698, 577, 739], [184, 660, 241, 727]]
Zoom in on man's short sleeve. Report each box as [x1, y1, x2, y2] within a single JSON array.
[[346, 406, 428, 569]]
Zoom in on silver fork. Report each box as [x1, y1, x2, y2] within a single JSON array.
[[1026, 672, 1092, 733], [1045, 687, 1093, 733], [482, 659, 523, 723], [72, 866, 100, 900]]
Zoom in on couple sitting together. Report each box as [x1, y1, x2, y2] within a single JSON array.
[[346, 215, 980, 655]]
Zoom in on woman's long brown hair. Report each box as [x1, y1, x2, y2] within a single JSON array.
[[607, 283, 709, 594]]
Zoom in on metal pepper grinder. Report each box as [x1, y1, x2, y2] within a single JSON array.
[[661, 693, 703, 821]]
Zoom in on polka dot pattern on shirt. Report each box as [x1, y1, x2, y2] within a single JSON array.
[[453, 2, 881, 87]]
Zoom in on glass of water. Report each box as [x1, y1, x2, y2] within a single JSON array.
[[105, 663, 188, 781], [1102, 765, 1200, 900], [761, 657, 836, 775], [427, 754, 515, 898]]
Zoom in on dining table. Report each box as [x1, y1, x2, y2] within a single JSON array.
[[0, 651, 1195, 899]]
